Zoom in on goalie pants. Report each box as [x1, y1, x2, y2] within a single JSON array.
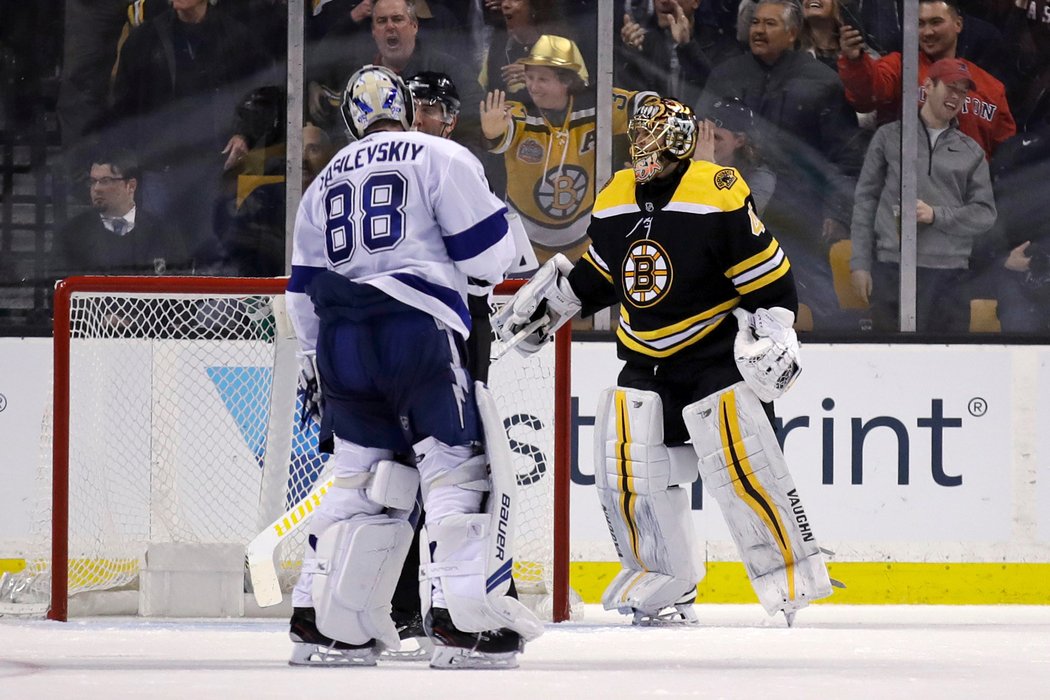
[[310, 273, 483, 453], [617, 361, 775, 446]]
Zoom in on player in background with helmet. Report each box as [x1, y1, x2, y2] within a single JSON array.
[[493, 97, 836, 626], [285, 64, 542, 669], [381, 70, 503, 659]]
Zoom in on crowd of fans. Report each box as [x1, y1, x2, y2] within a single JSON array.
[[36, 0, 1050, 335]]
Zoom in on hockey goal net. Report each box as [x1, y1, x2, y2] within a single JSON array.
[[4, 276, 574, 622]]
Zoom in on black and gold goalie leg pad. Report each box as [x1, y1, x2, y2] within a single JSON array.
[[594, 387, 704, 624], [683, 382, 833, 620]]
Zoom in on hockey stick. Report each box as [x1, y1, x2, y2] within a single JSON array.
[[246, 476, 334, 607], [491, 316, 548, 362]]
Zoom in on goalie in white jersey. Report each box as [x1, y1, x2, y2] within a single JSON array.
[[285, 65, 542, 669]]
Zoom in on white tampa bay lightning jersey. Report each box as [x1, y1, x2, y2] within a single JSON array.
[[287, 130, 516, 350]]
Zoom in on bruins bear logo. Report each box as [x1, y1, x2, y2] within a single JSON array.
[[622, 239, 672, 307], [714, 168, 737, 190]]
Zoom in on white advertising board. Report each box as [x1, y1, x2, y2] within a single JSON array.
[[0, 339, 52, 549], [569, 343, 1017, 560]]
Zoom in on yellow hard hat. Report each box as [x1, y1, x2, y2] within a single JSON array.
[[517, 34, 589, 86]]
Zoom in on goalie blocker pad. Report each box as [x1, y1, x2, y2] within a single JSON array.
[[683, 381, 832, 616], [490, 253, 581, 357], [417, 383, 544, 642], [593, 387, 704, 616]]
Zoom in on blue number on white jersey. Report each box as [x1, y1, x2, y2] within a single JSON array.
[[361, 172, 407, 252], [324, 182, 355, 264], [289, 131, 518, 345], [323, 172, 408, 264]]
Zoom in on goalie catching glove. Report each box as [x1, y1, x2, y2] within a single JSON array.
[[491, 254, 581, 357], [732, 307, 801, 402], [298, 351, 323, 425]]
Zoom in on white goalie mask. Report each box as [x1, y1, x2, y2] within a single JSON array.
[[341, 64, 415, 140], [628, 98, 698, 184]]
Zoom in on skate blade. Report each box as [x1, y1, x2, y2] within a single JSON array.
[[289, 643, 380, 667], [429, 645, 519, 670], [631, 603, 699, 627], [382, 635, 434, 661]]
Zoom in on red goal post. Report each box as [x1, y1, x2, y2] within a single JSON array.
[[43, 275, 573, 622]]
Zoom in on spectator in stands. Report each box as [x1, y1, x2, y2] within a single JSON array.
[[480, 0, 570, 110], [55, 0, 131, 180], [849, 59, 996, 333], [702, 0, 863, 330], [969, 124, 1050, 334], [481, 34, 655, 262], [111, 0, 271, 271], [800, 0, 846, 70], [694, 97, 775, 215], [307, 0, 481, 149], [617, 0, 741, 108], [221, 123, 336, 277], [312, 0, 463, 47], [51, 150, 189, 279], [838, 0, 1016, 157], [1003, 0, 1050, 133]]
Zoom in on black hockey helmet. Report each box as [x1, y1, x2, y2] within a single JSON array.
[[406, 71, 461, 120]]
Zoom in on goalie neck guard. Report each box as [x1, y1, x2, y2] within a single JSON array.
[[628, 98, 698, 184]]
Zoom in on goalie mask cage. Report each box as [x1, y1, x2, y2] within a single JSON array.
[[13, 276, 573, 622]]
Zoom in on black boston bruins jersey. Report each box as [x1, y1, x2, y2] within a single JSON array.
[[568, 160, 797, 373]]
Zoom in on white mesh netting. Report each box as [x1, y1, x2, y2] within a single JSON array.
[[2, 283, 572, 619]]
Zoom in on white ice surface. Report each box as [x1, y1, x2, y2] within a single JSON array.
[[2, 605, 1049, 699]]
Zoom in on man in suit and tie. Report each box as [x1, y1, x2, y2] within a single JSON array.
[[52, 150, 191, 278]]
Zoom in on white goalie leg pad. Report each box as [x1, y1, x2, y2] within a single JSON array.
[[310, 514, 414, 651], [682, 381, 832, 616], [291, 441, 394, 609], [417, 384, 544, 642], [593, 387, 704, 617]]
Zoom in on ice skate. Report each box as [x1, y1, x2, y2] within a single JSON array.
[[630, 589, 699, 627], [424, 607, 523, 669], [382, 609, 434, 661], [288, 607, 380, 667]]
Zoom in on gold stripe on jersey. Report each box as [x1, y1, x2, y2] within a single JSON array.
[[582, 246, 613, 284], [617, 298, 738, 358], [614, 390, 643, 562], [725, 240, 792, 295], [719, 390, 797, 601]]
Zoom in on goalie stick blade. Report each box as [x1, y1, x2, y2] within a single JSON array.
[[247, 536, 284, 608], [247, 477, 335, 608], [492, 317, 548, 361]]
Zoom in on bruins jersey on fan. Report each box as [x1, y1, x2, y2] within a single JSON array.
[[568, 159, 797, 373], [491, 88, 655, 251]]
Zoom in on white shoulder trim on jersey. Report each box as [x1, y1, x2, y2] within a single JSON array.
[[662, 202, 724, 216], [729, 247, 787, 288], [593, 203, 641, 219], [569, 107, 597, 121]]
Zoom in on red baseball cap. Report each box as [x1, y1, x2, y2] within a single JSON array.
[[927, 59, 976, 90]]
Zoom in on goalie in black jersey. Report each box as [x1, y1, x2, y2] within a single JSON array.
[[494, 97, 836, 626]]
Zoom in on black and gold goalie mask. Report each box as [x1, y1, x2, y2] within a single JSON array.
[[627, 98, 698, 184]]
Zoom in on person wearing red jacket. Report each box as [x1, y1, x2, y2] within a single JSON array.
[[837, 0, 1015, 158]]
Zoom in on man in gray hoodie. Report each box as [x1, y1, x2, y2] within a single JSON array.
[[850, 57, 996, 332]]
